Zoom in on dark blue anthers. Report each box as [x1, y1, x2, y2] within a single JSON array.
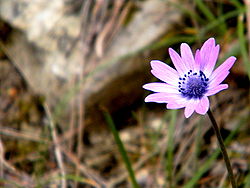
[[178, 70, 209, 99]]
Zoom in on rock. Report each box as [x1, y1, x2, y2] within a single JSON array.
[[0, 0, 184, 127]]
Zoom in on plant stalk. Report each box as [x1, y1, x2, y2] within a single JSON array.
[[207, 108, 237, 188]]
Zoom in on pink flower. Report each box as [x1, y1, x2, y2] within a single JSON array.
[[143, 38, 236, 118]]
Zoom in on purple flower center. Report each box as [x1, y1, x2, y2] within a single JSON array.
[[178, 70, 209, 99]]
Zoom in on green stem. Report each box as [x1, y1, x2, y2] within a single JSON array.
[[207, 108, 237, 188]]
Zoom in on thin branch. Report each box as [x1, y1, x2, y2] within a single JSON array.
[[68, 77, 77, 151], [0, 137, 34, 186], [0, 127, 49, 143], [61, 147, 107, 188], [44, 103, 66, 188]]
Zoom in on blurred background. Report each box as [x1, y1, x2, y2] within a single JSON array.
[[0, 0, 249, 187]]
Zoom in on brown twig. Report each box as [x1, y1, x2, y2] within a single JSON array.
[[0, 137, 34, 187], [68, 77, 77, 151], [0, 127, 49, 143], [44, 103, 66, 188], [73, 1, 93, 187], [95, 0, 125, 57], [61, 147, 107, 188]]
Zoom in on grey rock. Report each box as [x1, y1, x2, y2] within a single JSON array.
[[0, 0, 183, 126]]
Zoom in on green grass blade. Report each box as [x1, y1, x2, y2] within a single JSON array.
[[237, 14, 250, 79], [243, 172, 250, 188], [230, 0, 244, 10], [150, 36, 196, 51], [169, 1, 205, 24], [195, 0, 216, 22], [165, 110, 177, 188], [199, 8, 245, 38], [104, 112, 139, 188], [195, 0, 226, 33]]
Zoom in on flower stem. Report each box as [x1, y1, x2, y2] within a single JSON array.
[[207, 108, 237, 188]]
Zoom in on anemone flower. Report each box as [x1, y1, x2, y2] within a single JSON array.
[[143, 38, 236, 118]]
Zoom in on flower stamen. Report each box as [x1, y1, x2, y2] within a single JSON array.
[[178, 70, 209, 99]]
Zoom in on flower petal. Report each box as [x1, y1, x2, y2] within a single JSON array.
[[199, 38, 216, 71], [209, 56, 236, 85], [194, 49, 201, 71], [180, 43, 195, 70], [166, 98, 188, 109], [195, 96, 209, 115], [209, 71, 229, 88], [145, 93, 182, 103], [206, 84, 228, 96], [184, 99, 197, 118], [203, 44, 220, 77], [143, 83, 179, 93], [150, 60, 179, 85], [169, 48, 188, 76]]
